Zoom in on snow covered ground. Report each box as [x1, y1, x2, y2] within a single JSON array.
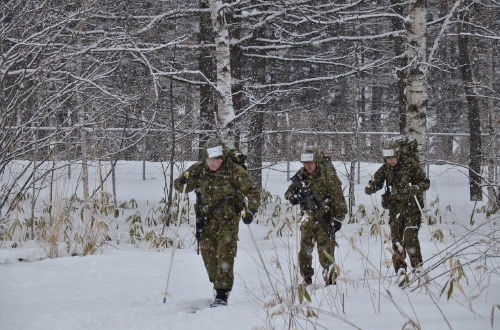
[[1, 172, 499, 330]]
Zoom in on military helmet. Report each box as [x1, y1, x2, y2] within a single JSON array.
[[381, 138, 401, 158], [204, 137, 226, 159], [300, 146, 323, 163]]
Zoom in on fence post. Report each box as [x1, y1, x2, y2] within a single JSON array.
[[495, 134, 498, 185], [286, 113, 291, 181], [426, 129, 430, 178], [357, 130, 360, 184], [142, 134, 146, 180], [67, 134, 72, 179]]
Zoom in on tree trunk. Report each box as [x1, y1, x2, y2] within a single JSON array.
[[391, 0, 407, 134], [349, 75, 359, 214], [208, 0, 235, 146], [227, 4, 242, 148], [248, 26, 266, 190], [198, 0, 215, 157], [485, 0, 496, 208], [458, 8, 483, 201], [405, 0, 428, 164], [76, 16, 89, 201]]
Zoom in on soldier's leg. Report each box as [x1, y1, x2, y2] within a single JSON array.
[[403, 211, 423, 269], [316, 224, 336, 284], [200, 223, 218, 284], [212, 223, 238, 291], [298, 222, 315, 280], [389, 211, 407, 273]]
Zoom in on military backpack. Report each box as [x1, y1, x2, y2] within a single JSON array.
[[388, 135, 420, 162], [319, 152, 337, 174], [226, 146, 247, 170]]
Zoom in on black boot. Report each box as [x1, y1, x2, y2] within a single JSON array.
[[210, 289, 230, 307]]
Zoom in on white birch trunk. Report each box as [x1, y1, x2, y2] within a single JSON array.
[[405, 0, 428, 163], [208, 0, 235, 147]]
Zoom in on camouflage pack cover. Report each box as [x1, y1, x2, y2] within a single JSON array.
[[384, 135, 419, 162]]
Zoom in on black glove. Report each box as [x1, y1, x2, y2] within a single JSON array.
[[365, 179, 376, 195], [287, 194, 300, 205], [178, 173, 189, 185], [242, 209, 257, 225], [333, 219, 342, 233]]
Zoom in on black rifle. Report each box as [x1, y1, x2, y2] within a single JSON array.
[[290, 174, 334, 239], [194, 188, 203, 255]]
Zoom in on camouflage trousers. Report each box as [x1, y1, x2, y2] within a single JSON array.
[[298, 218, 336, 280], [200, 214, 239, 291], [389, 204, 423, 272]]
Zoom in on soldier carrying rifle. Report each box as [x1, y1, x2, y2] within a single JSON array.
[[284, 147, 347, 286], [174, 138, 260, 307]]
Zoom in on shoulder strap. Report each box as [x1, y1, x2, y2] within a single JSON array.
[[205, 189, 236, 217]]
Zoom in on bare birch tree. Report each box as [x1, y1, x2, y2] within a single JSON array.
[[405, 0, 428, 163], [208, 0, 235, 146]]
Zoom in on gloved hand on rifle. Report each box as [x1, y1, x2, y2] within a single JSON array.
[[333, 218, 342, 233], [287, 194, 301, 205], [242, 209, 257, 225], [364, 180, 375, 195]]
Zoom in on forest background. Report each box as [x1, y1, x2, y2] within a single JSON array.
[[1, 0, 500, 236]]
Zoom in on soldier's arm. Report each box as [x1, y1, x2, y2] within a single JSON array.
[[233, 165, 260, 211], [173, 162, 203, 192], [412, 161, 430, 191], [284, 183, 299, 200], [370, 165, 387, 191], [328, 173, 348, 219]]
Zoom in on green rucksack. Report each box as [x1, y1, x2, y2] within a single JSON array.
[[319, 152, 337, 174], [388, 135, 420, 162], [226, 146, 247, 170]]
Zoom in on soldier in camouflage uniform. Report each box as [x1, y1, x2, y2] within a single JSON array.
[[284, 147, 347, 286], [364, 137, 430, 275], [174, 138, 260, 307]]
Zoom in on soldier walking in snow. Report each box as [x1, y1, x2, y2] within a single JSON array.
[[284, 147, 347, 286], [364, 137, 430, 277], [173, 137, 260, 307]]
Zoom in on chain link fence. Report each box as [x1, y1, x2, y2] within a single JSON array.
[[4, 130, 499, 186], [123, 130, 499, 185]]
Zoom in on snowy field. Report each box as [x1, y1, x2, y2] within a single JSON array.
[[0, 162, 499, 330]]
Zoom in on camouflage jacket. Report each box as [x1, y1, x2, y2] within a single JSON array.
[[368, 155, 430, 207], [284, 165, 347, 221], [174, 159, 260, 218]]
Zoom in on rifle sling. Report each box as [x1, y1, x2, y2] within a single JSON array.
[[205, 189, 236, 218], [195, 190, 236, 254]]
